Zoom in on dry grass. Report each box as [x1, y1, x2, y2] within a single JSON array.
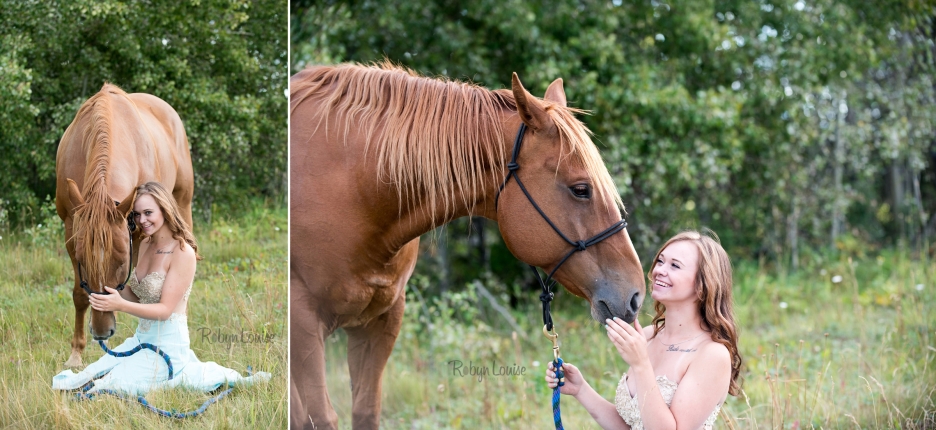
[[323, 252, 935, 428], [0, 201, 287, 429]]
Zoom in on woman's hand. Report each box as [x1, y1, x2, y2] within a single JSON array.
[[545, 361, 588, 397], [89, 286, 127, 313], [606, 317, 650, 370]]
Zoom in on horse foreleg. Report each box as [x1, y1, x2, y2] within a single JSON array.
[[65, 282, 89, 368], [289, 377, 307, 428], [345, 292, 406, 430], [291, 294, 338, 429]]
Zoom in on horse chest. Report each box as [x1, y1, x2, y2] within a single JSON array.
[[331, 274, 403, 326], [362, 274, 401, 307]]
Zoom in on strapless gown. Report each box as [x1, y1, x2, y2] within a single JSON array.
[[614, 373, 720, 430], [52, 269, 270, 395]]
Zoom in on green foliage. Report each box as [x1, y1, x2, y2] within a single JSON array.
[[19, 196, 63, 250], [0, 0, 287, 225], [293, 0, 936, 270]]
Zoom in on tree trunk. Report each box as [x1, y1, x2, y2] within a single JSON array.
[[787, 195, 800, 272], [889, 156, 906, 247], [831, 93, 846, 248], [913, 172, 927, 251], [437, 226, 450, 294], [471, 217, 488, 271]]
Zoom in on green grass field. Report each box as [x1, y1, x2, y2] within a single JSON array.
[[325, 251, 935, 429], [0, 201, 287, 429]]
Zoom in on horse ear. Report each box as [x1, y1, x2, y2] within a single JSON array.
[[511, 72, 552, 131], [65, 178, 84, 211], [116, 187, 135, 218], [543, 78, 567, 107]]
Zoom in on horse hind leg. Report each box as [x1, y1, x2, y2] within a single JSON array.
[[171, 184, 194, 230], [345, 291, 406, 429], [64, 280, 89, 368]]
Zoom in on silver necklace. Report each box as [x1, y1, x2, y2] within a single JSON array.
[[659, 330, 705, 346]]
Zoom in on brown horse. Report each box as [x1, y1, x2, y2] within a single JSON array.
[[289, 63, 645, 429], [55, 83, 194, 368]]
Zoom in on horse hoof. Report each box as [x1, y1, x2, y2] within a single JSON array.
[[64, 354, 83, 368]]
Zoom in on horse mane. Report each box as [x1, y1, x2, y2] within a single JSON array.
[[68, 83, 127, 285], [291, 61, 623, 225]]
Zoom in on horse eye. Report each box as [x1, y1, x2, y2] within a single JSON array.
[[570, 184, 591, 199]]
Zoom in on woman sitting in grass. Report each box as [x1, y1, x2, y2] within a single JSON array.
[[53, 182, 269, 396], [546, 230, 742, 429]]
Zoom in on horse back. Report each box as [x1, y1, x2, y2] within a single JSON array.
[[125, 92, 194, 204], [55, 84, 194, 222]]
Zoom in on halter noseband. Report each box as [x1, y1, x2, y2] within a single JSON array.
[[495, 122, 628, 331], [78, 201, 136, 296]]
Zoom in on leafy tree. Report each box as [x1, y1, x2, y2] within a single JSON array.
[[292, 0, 935, 296], [0, 0, 287, 226]]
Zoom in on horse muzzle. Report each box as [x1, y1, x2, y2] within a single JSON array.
[[90, 327, 115, 340], [591, 287, 642, 325]]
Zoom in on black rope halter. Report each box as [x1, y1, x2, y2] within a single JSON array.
[[495, 123, 628, 331], [78, 201, 136, 296]]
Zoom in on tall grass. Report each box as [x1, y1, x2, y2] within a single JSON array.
[[0, 199, 287, 429], [324, 252, 935, 428]]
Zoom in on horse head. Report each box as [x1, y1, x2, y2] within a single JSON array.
[[64, 178, 135, 340], [496, 74, 645, 325]]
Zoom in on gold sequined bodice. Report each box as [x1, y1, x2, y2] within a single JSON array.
[[127, 268, 192, 332], [128, 268, 192, 304], [614, 373, 720, 430]]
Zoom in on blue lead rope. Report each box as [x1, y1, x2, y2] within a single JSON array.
[[552, 356, 565, 429], [544, 325, 564, 429], [78, 385, 237, 419], [97, 339, 174, 379], [73, 339, 248, 418]]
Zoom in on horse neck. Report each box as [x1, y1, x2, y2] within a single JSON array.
[[82, 89, 137, 202], [375, 112, 519, 255]]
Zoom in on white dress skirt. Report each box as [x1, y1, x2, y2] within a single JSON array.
[[52, 270, 270, 395]]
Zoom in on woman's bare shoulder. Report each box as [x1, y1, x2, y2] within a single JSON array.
[[695, 337, 731, 368], [169, 240, 197, 267]]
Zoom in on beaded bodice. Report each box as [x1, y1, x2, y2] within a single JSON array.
[[614, 373, 720, 430], [128, 268, 192, 332]]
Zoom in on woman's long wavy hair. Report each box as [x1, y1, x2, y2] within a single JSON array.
[[135, 182, 201, 260], [647, 229, 742, 396]]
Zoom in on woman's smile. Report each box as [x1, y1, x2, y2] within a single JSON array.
[[134, 194, 165, 236]]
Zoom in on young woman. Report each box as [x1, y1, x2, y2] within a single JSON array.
[[53, 182, 269, 395], [545, 230, 742, 429]]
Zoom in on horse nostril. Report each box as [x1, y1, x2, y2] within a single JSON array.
[[629, 292, 641, 314], [598, 300, 612, 317], [109, 329, 115, 338]]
